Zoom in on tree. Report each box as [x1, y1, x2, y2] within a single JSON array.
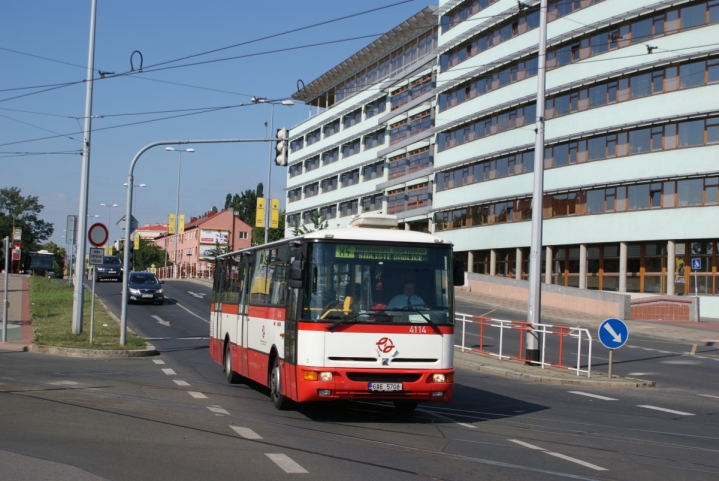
[[224, 193, 232, 210], [119, 238, 165, 271], [252, 210, 286, 246], [0, 187, 54, 269], [291, 210, 328, 236], [224, 182, 263, 227]]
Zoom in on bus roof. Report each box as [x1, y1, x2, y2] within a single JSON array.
[[217, 225, 451, 260]]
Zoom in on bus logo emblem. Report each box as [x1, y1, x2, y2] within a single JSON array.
[[376, 337, 395, 354]]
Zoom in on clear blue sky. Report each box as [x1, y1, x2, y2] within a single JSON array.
[[1, 0, 427, 246]]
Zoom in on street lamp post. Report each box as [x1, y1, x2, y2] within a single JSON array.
[[251, 97, 294, 244], [100, 203, 118, 253], [165, 147, 194, 278], [123, 183, 146, 218]]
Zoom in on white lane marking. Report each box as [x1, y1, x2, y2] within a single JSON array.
[[161, 368, 176, 375], [187, 291, 206, 298], [697, 394, 719, 400], [637, 405, 695, 416], [509, 440, 607, 471], [152, 315, 169, 326], [188, 391, 207, 399], [545, 452, 608, 471], [568, 391, 618, 401], [173, 380, 190, 386], [265, 453, 309, 474], [48, 381, 79, 386], [509, 439, 545, 450], [208, 406, 230, 415], [418, 408, 477, 428], [230, 426, 263, 439], [628, 372, 657, 376], [152, 359, 165, 364], [660, 360, 701, 365], [174, 302, 210, 323]]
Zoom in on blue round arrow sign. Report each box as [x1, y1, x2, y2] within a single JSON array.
[[598, 318, 628, 349]]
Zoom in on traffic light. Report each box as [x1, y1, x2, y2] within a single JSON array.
[[275, 128, 288, 166], [128, 247, 134, 269]]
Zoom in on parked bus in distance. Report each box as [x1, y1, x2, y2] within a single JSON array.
[[209, 214, 465, 412], [28, 250, 55, 277]]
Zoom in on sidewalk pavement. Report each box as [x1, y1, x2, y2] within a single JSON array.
[[454, 348, 654, 387], [1, 275, 34, 351], [455, 288, 719, 344]]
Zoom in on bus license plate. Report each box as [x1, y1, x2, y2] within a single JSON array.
[[368, 383, 402, 392]]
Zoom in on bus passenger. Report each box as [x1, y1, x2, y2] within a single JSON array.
[[386, 282, 424, 309]]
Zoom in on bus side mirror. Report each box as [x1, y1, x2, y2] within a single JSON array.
[[452, 258, 465, 286], [289, 260, 304, 289]]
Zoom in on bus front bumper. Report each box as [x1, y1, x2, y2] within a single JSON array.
[[294, 366, 454, 403]]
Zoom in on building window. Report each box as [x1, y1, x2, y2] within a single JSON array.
[[288, 188, 302, 203], [441, 0, 500, 33], [289, 163, 302, 178], [321, 176, 338, 193], [387, 188, 405, 214], [322, 148, 339, 166], [390, 85, 409, 111], [303, 183, 319, 198], [388, 153, 408, 180], [323, 119, 340, 138], [341, 169, 360, 188], [410, 73, 434, 100], [438, 104, 536, 151], [342, 109, 362, 129], [302, 210, 316, 225], [290, 138, 304, 153], [340, 199, 359, 217], [363, 162, 385, 181], [406, 183, 430, 210], [341, 139, 361, 158], [239, 231, 248, 239], [363, 129, 385, 150], [306, 129, 321, 146], [320, 204, 337, 220], [365, 97, 387, 119], [304, 156, 320, 173], [287, 213, 300, 227], [362, 194, 383, 212], [390, 119, 409, 145], [409, 110, 432, 137]]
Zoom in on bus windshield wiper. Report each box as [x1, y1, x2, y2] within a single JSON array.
[[326, 313, 359, 331], [400, 306, 442, 335]]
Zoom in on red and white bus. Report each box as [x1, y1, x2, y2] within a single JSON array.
[[209, 214, 464, 412]]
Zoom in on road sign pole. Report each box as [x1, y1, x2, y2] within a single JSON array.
[[90, 269, 96, 344], [608, 349, 613, 379], [2, 236, 9, 343]]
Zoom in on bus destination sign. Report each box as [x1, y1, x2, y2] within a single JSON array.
[[335, 245, 428, 262]]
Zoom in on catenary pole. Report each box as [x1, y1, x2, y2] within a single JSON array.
[[71, 0, 98, 335], [2, 236, 9, 342], [174, 151, 182, 278], [526, 0, 548, 363], [264, 103, 275, 245], [120, 138, 273, 345]]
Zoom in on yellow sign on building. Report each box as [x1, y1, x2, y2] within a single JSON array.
[[168, 214, 175, 234], [270, 198, 280, 228], [179, 214, 185, 234], [255, 198, 265, 228]]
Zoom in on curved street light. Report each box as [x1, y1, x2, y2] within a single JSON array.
[[165, 147, 194, 279]]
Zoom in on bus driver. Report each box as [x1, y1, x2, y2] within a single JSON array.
[[386, 282, 425, 309]]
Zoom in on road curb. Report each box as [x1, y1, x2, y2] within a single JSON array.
[[27, 343, 158, 358], [454, 358, 656, 388]]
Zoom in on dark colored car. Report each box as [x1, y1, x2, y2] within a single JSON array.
[[127, 272, 165, 305], [96, 256, 124, 282]]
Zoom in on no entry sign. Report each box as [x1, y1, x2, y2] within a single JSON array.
[[88, 223, 108, 247]]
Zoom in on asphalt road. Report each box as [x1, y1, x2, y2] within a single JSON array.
[[0, 279, 717, 480]]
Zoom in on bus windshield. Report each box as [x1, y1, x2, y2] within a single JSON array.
[[302, 242, 453, 325]]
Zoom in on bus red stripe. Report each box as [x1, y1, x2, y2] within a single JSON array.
[[248, 305, 286, 321]]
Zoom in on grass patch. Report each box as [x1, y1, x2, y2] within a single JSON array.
[[29, 276, 146, 350]]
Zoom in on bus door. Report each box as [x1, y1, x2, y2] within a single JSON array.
[[283, 245, 302, 400], [211, 260, 226, 363], [239, 255, 252, 378]]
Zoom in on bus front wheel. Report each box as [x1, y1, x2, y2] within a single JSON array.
[[224, 343, 242, 384], [270, 357, 292, 410]]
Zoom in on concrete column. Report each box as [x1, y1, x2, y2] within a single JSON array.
[[515, 248, 522, 280], [490, 249, 497, 276], [404, 223, 410, 231], [667, 240, 675, 296], [579, 244, 587, 289], [428, 218, 435, 234], [619, 242, 628, 293], [545, 246, 552, 284], [467, 251, 474, 273]]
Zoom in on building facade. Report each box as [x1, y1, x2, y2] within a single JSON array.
[[153, 210, 252, 267], [286, 0, 719, 297]]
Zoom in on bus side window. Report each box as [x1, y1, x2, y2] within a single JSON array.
[[268, 245, 290, 306]]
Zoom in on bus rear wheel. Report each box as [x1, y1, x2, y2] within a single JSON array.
[[394, 401, 418, 413], [270, 357, 292, 410], [224, 343, 242, 384]]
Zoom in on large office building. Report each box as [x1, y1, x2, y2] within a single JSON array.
[[285, 0, 719, 297]]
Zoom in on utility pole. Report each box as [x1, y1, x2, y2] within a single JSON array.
[[71, 0, 98, 335], [526, 0, 548, 363], [2, 236, 9, 342], [265, 103, 274, 245]]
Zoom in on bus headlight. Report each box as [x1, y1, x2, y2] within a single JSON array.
[[432, 373, 453, 383], [319, 372, 333, 382]]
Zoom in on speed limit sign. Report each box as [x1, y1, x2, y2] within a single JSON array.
[[87, 223, 108, 247]]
